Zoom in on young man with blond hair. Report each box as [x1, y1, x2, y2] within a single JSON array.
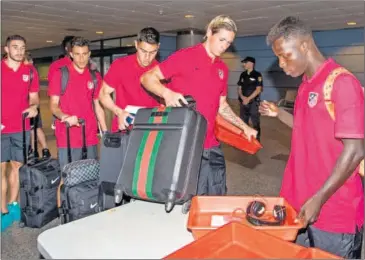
[[141, 15, 257, 196]]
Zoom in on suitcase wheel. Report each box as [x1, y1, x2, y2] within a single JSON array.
[[18, 222, 25, 228], [182, 200, 192, 214], [165, 190, 176, 213], [59, 214, 66, 225]]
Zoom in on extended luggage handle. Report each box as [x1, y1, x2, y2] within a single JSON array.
[[65, 118, 87, 164], [22, 112, 39, 164]]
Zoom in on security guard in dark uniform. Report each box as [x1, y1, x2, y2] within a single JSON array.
[[237, 56, 263, 141]]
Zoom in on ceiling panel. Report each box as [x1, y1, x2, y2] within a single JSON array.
[[283, 1, 335, 12], [1, 0, 363, 50]]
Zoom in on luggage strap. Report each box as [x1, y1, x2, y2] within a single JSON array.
[[323, 67, 364, 177], [132, 106, 171, 199]]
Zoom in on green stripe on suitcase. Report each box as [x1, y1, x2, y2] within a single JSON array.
[[145, 110, 170, 198], [132, 107, 171, 198]]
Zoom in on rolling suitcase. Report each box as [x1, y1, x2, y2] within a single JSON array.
[[98, 130, 131, 211], [59, 119, 100, 224], [115, 96, 207, 213], [19, 112, 61, 228]]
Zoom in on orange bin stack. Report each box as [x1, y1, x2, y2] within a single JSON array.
[[165, 222, 341, 259], [164, 196, 341, 259]]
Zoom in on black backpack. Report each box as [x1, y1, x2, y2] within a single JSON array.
[[59, 66, 98, 97], [52, 66, 99, 123]]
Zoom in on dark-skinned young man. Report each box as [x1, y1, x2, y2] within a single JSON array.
[[260, 16, 363, 258]]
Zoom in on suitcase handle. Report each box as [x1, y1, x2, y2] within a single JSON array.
[[22, 111, 39, 164], [179, 95, 196, 109], [22, 112, 29, 164], [65, 118, 87, 163]]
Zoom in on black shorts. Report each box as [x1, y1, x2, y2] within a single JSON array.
[[1, 131, 30, 163], [197, 146, 227, 196], [296, 225, 363, 258]]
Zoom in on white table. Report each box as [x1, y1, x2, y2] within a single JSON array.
[[37, 201, 194, 259]]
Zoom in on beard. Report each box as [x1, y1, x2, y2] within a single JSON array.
[[8, 53, 24, 62]]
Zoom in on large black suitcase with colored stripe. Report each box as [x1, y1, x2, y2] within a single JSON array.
[[114, 97, 207, 213]]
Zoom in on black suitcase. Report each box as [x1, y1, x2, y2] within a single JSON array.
[[115, 96, 207, 213], [19, 112, 61, 228], [98, 130, 130, 211], [59, 119, 100, 224]]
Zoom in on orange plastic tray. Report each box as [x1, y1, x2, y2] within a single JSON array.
[[215, 114, 262, 154], [165, 222, 341, 259], [187, 196, 304, 241]]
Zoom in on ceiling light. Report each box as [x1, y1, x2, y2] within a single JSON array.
[[46, 40, 53, 43], [184, 14, 194, 19], [347, 22, 357, 26], [96, 31, 104, 34]]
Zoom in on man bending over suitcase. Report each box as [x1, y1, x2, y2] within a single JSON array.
[[1, 35, 40, 231], [141, 15, 257, 196], [99, 27, 161, 131], [49, 37, 107, 169]]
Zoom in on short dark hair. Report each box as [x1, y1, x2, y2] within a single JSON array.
[[266, 16, 312, 46], [137, 27, 160, 45], [6, 35, 26, 46], [61, 35, 75, 49], [71, 37, 90, 49]]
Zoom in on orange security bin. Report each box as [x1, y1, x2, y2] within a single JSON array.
[[215, 114, 262, 154], [187, 196, 304, 241], [165, 222, 341, 259]]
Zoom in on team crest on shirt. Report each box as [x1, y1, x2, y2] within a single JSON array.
[[218, 69, 224, 80], [22, 75, 29, 82], [308, 92, 318, 107], [87, 81, 94, 90]]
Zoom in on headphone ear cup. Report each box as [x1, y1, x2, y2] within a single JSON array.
[[273, 205, 286, 223], [250, 201, 266, 217]]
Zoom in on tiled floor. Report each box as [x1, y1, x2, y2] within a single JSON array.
[[1, 90, 359, 259]]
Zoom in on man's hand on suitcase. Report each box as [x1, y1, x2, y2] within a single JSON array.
[[116, 108, 133, 130], [62, 115, 79, 127], [22, 105, 38, 118], [162, 88, 188, 107]]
